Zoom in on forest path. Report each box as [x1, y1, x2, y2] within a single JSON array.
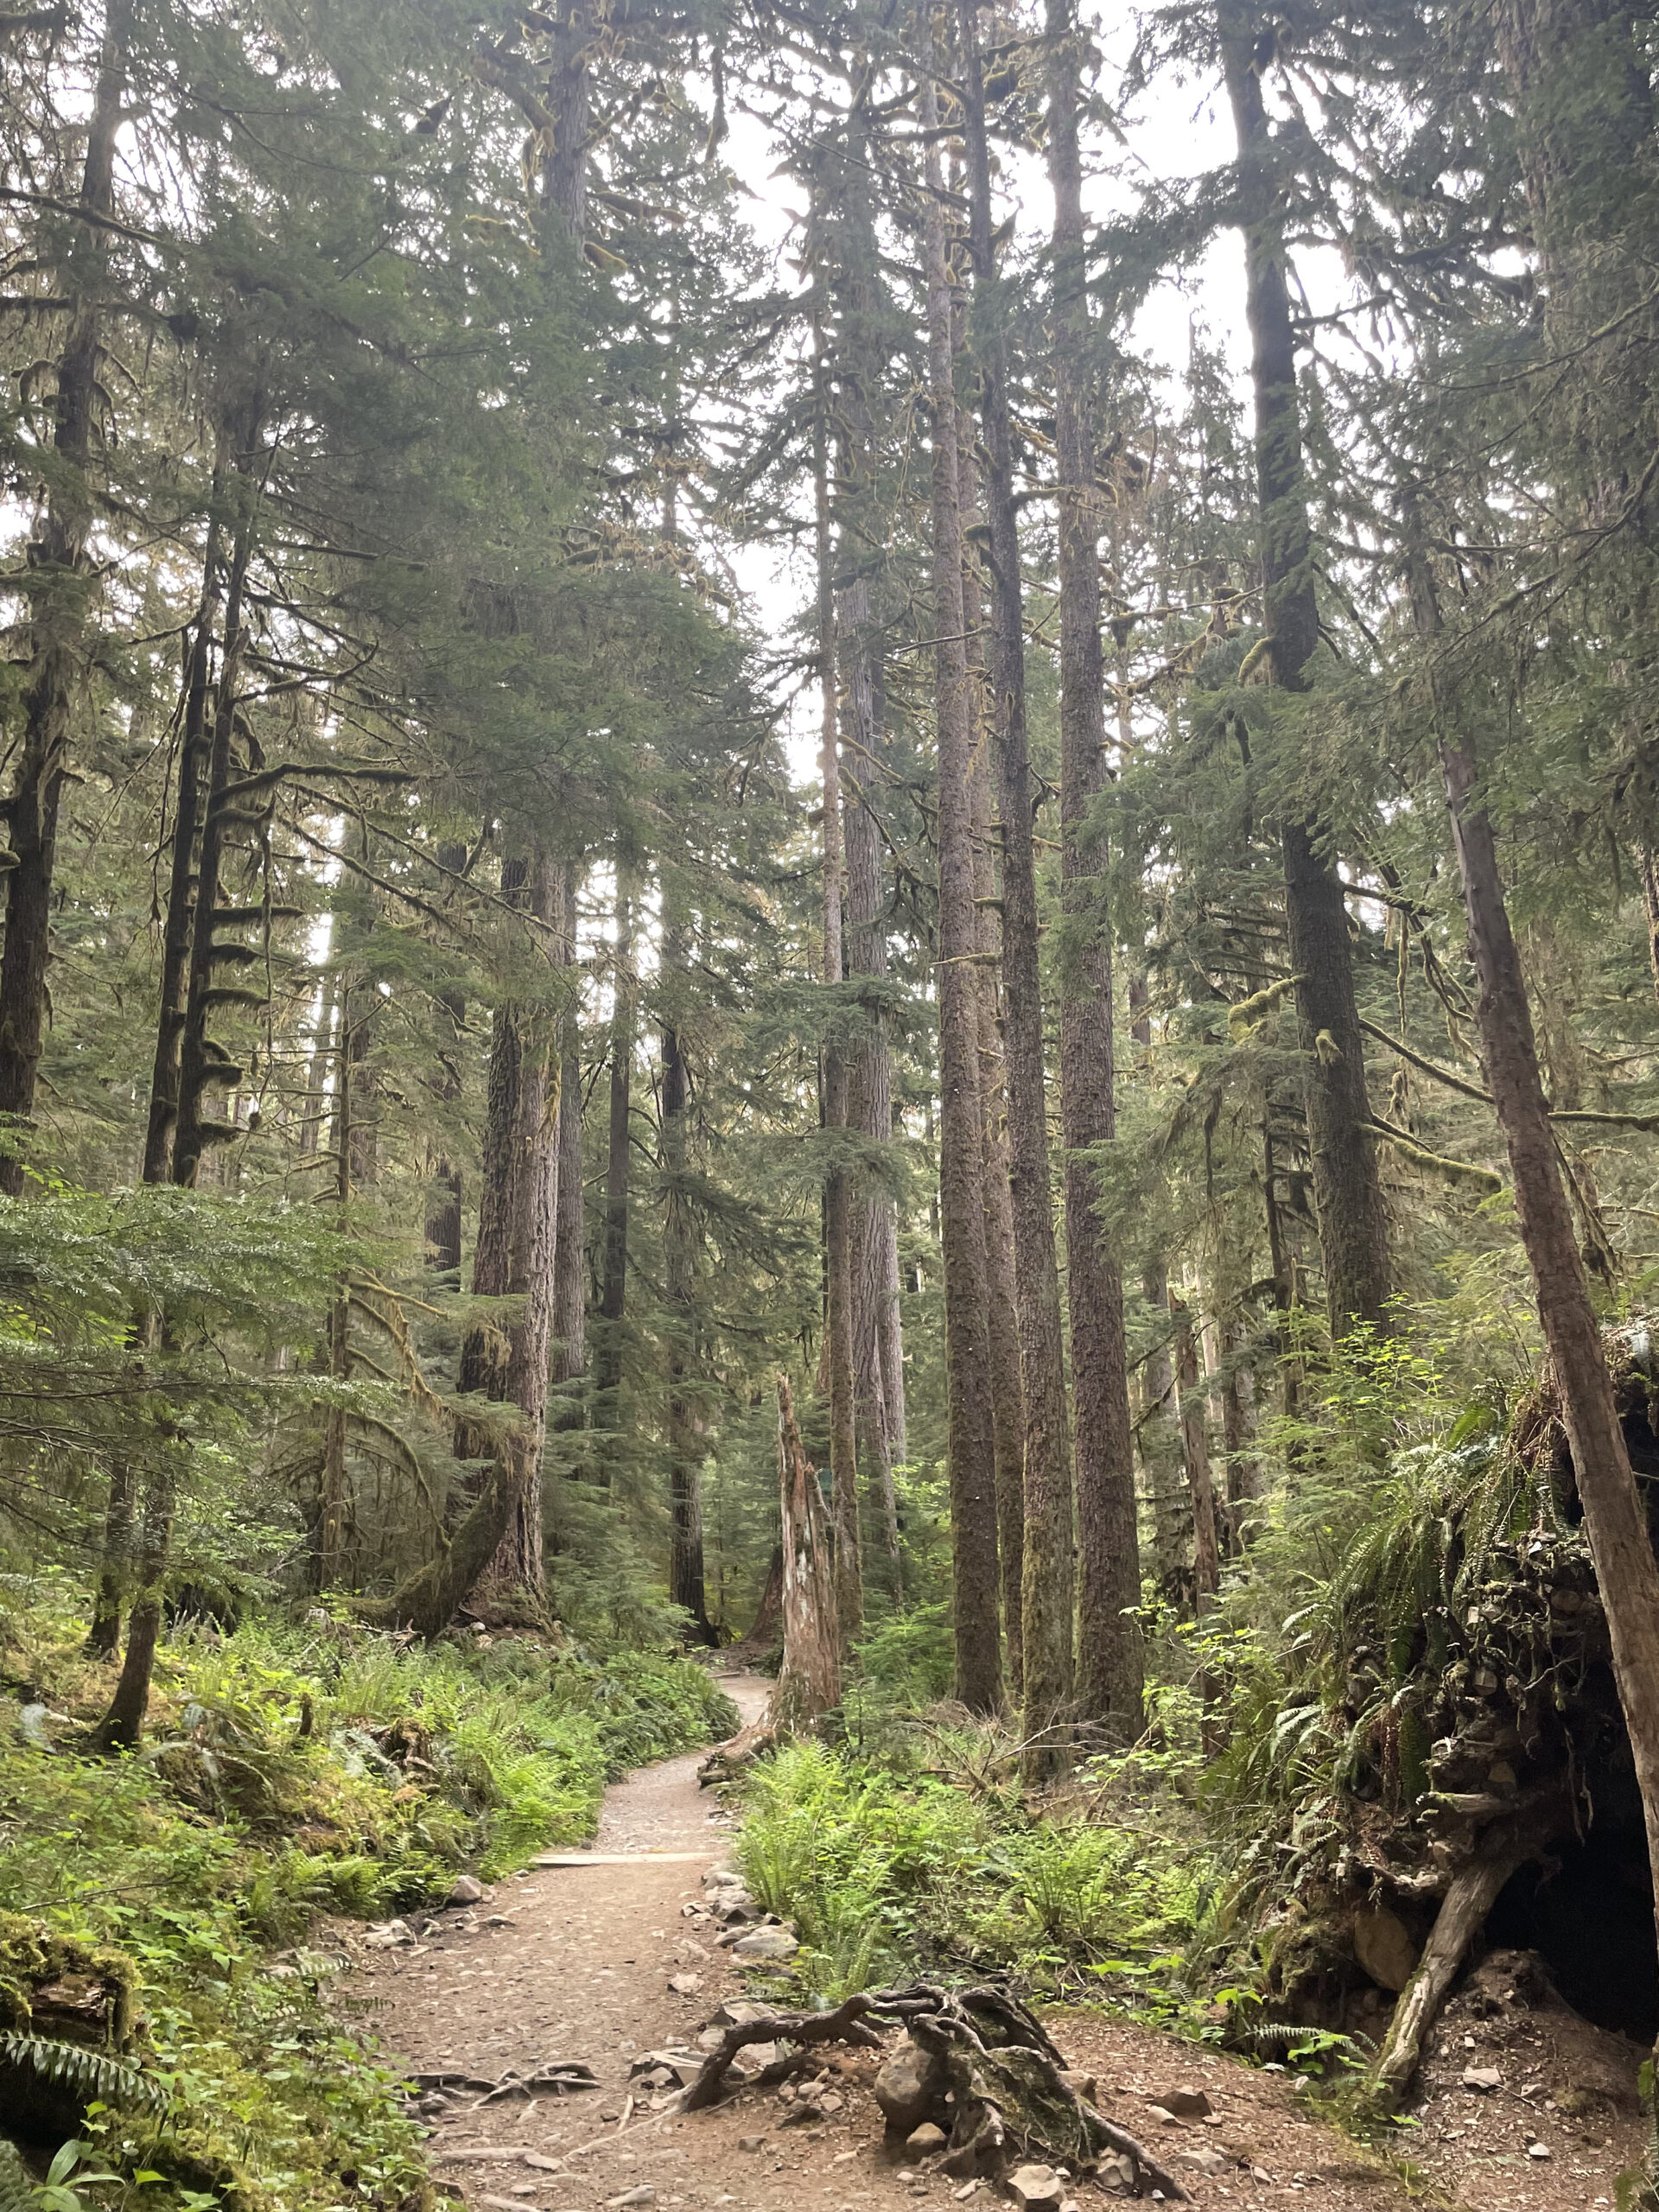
[[353, 1677, 1428, 2212]]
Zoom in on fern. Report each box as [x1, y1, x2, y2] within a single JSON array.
[[0, 2031, 170, 2117], [0, 2139, 36, 2212]]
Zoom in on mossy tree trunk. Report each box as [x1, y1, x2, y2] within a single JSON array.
[[958, 0, 1075, 1764], [920, 23, 1003, 1716]]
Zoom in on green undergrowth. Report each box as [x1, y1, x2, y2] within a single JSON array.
[[733, 1700, 1226, 2026], [0, 1588, 737, 2212]]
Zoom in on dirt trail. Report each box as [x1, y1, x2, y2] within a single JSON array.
[[352, 1677, 1434, 2211]]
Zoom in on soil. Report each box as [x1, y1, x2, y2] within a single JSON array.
[[1385, 1946, 1646, 2210], [346, 1676, 1636, 2212]]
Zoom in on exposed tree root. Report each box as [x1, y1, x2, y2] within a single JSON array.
[[681, 1982, 1191, 2201], [1367, 1796, 1563, 2108]]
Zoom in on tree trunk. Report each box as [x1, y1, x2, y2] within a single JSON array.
[[593, 879, 632, 1446], [1218, 0, 1390, 1339], [1220, 1314, 1261, 1543], [94, 1450, 174, 1752], [770, 1375, 841, 1732], [960, 353, 1027, 1706], [958, 0, 1075, 1764], [661, 919, 715, 1644], [314, 916, 376, 1595], [551, 865, 587, 1422], [172, 446, 261, 1192], [0, 0, 132, 1192], [425, 840, 469, 1281], [1140, 1259, 1191, 1610], [830, 134, 906, 1579], [921, 24, 1003, 1715], [815, 373, 863, 1654], [1440, 729, 1659, 1973], [1172, 1295, 1220, 1605], [441, 849, 565, 1618], [86, 1458, 135, 1659], [1047, 0, 1143, 1744], [143, 509, 225, 1185]]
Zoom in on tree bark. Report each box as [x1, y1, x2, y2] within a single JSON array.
[[551, 865, 587, 1422], [1140, 1258, 1191, 1610], [1220, 1313, 1261, 1542], [828, 124, 908, 1559], [1440, 730, 1659, 1974], [94, 1448, 174, 1752], [0, 0, 132, 1192], [661, 916, 715, 1644], [1046, 0, 1143, 1743], [770, 1375, 841, 1732], [592, 878, 633, 1451], [86, 1457, 135, 1659], [425, 840, 469, 1281], [143, 508, 225, 1186], [1172, 1294, 1220, 1605], [442, 849, 565, 1615], [814, 368, 863, 1654], [959, 340, 1027, 1707], [1218, 0, 1390, 1339], [172, 442, 261, 1191], [921, 23, 1003, 1715], [958, 0, 1075, 1764]]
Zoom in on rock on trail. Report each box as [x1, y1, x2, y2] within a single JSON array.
[[349, 1672, 1427, 2211]]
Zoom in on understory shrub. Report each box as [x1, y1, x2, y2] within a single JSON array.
[[734, 1726, 1219, 2011]]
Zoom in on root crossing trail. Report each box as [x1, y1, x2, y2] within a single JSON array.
[[353, 1676, 1421, 2212]]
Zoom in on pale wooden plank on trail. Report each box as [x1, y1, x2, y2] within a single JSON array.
[[530, 1850, 710, 1866]]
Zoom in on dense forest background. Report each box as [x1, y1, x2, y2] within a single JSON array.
[[5, 0, 1659, 2200]]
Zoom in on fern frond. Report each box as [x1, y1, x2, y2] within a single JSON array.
[[0, 2139, 36, 2212], [0, 2031, 170, 2116]]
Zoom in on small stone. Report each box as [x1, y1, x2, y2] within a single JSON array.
[[478, 2199, 524, 2211], [1057, 2069, 1096, 2101], [737, 2136, 764, 2153], [875, 2037, 947, 2133], [1156, 2087, 1212, 2120], [1461, 2067, 1503, 2093], [1006, 2164, 1065, 2209], [448, 1874, 486, 1905], [730, 1923, 799, 1962], [953, 2186, 979, 2202], [819, 2089, 844, 2113], [1177, 2150, 1226, 2177], [523, 2157, 563, 2173], [609, 2191, 657, 2208], [1145, 2106, 1179, 2127], [666, 1973, 702, 1996], [711, 1999, 776, 2028], [906, 2124, 948, 2158], [1353, 1904, 1418, 1993], [1527, 2143, 1551, 2161]]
